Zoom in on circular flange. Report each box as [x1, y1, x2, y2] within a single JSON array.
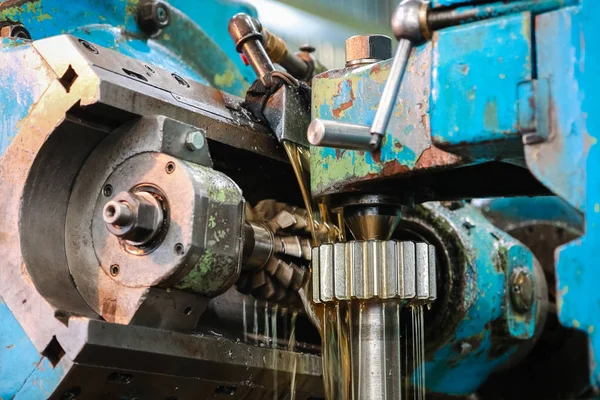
[[92, 152, 207, 288]]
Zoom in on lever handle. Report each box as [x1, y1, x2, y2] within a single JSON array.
[[369, 39, 414, 149], [228, 13, 275, 85]]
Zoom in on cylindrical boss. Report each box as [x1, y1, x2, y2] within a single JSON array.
[[307, 119, 372, 150]]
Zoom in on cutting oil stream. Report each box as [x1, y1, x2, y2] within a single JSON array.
[[283, 141, 426, 399]]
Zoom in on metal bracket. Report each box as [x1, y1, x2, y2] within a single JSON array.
[[517, 78, 551, 145]]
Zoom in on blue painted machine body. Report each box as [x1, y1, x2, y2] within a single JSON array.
[[311, 0, 600, 395], [2, 0, 600, 397], [0, 0, 256, 398]]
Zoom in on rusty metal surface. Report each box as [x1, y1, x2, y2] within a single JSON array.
[[0, 62, 86, 356], [310, 43, 462, 197], [0, 35, 285, 352]]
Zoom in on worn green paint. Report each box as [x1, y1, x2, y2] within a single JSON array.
[[174, 162, 243, 295], [310, 43, 433, 196], [191, 163, 243, 204]]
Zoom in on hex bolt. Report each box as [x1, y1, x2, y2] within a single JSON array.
[[345, 34, 392, 67], [103, 201, 133, 226], [185, 131, 205, 151], [103, 191, 164, 246], [137, 0, 170, 34], [510, 269, 535, 313]]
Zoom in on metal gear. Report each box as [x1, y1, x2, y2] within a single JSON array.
[[311, 240, 436, 304], [237, 200, 312, 302]]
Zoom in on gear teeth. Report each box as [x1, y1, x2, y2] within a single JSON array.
[[311, 240, 436, 304], [241, 200, 312, 303], [254, 199, 279, 218], [300, 238, 312, 260], [290, 208, 310, 232], [266, 210, 298, 232], [290, 263, 305, 291], [264, 257, 280, 276], [279, 236, 302, 257], [258, 277, 276, 299], [251, 270, 267, 289], [275, 261, 295, 288]]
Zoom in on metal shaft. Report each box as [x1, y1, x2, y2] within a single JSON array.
[[103, 201, 133, 226], [241, 40, 275, 85], [370, 39, 413, 148], [307, 119, 372, 150], [351, 300, 402, 400]]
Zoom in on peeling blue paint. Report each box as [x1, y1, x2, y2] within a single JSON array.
[[0, 38, 51, 156], [431, 12, 532, 147], [555, 0, 600, 389], [524, 5, 586, 212], [0, 299, 44, 399], [422, 204, 537, 395], [0, 0, 256, 95]]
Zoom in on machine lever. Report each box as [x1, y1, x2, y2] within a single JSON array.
[[369, 0, 430, 149], [369, 39, 414, 149]]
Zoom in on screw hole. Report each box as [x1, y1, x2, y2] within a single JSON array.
[[78, 39, 98, 54], [110, 264, 120, 276], [103, 184, 113, 197], [184, 306, 193, 315], [165, 162, 176, 174], [172, 73, 190, 88], [174, 243, 184, 255]]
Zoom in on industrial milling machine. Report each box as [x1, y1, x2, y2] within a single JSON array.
[[0, 0, 597, 398]]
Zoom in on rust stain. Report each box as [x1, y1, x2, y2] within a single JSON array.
[[101, 298, 117, 322], [369, 62, 382, 76], [381, 159, 409, 176], [363, 145, 462, 181], [332, 80, 355, 119], [413, 145, 462, 170], [371, 149, 382, 163]]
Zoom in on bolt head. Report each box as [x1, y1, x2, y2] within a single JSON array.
[[156, 4, 168, 23], [137, 1, 170, 34], [510, 269, 535, 313], [0, 24, 31, 39], [345, 35, 392, 67], [185, 131, 205, 151], [104, 191, 163, 245]]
